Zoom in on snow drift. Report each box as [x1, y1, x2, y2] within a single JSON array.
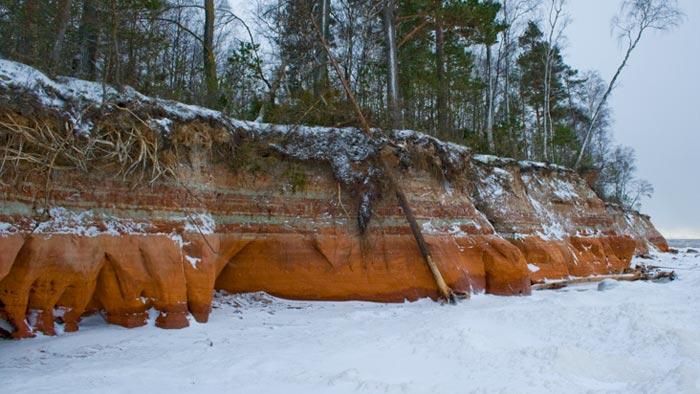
[[0, 60, 667, 338]]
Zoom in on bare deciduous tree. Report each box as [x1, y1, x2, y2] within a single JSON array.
[[542, 0, 568, 161], [500, 0, 539, 157], [628, 179, 654, 210], [574, 0, 684, 169], [383, 0, 403, 129]]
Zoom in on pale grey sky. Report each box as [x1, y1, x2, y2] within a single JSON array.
[[566, 0, 699, 238]]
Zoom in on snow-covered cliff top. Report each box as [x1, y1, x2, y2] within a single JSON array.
[[0, 58, 573, 175]]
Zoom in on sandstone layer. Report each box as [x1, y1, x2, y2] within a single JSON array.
[[0, 60, 667, 338]]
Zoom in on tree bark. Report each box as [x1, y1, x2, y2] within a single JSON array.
[[435, 13, 448, 138], [108, 0, 121, 86], [78, 0, 99, 79], [383, 0, 403, 129], [485, 44, 496, 152], [395, 189, 456, 302], [314, 0, 331, 97], [50, 0, 73, 73], [532, 269, 675, 290], [203, 0, 219, 107], [502, 1, 515, 158], [542, 47, 552, 162], [20, 0, 38, 63]]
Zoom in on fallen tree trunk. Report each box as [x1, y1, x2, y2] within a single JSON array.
[[532, 270, 676, 291], [395, 188, 457, 302]]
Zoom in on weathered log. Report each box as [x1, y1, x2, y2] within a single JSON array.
[[395, 188, 456, 302], [532, 270, 675, 291]]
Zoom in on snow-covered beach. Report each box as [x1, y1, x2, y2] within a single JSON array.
[[1, 247, 698, 394]]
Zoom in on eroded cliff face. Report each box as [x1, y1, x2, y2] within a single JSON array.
[[0, 60, 667, 338], [468, 156, 646, 282]]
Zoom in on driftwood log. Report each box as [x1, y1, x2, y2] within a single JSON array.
[[532, 268, 676, 291]]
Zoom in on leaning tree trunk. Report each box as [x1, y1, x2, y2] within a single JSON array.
[[574, 27, 644, 170], [313, 14, 457, 303], [395, 189, 456, 301]]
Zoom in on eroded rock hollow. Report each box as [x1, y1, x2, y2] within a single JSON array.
[[0, 60, 668, 338]]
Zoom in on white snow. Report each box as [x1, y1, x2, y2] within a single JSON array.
[[420, 220, 479, 236], [31, 207, 102, 237], [551, 178, 579, 202], [448, 223, 467, 237], [472, 153, 505, 165], [528, 194, 568, 240], [1, 251, 698, 393], [168, 233, 188, 248], [472, 154, 572, 173], [481, 173, 507, 199], [527, 263, 541, 273], [185, 255, 201, 269], [0, 207, 151, 237], [0, 207, 219, 238], [421, 221, 439, 234], [0, 59, 248, 136], [0, 222, 17, 233], [59, 77, 118, 102], [148, 118, 174, 134], [182, 212, 216, 235]]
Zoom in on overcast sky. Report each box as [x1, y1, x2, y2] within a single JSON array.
[[566, 0, 699, 239]]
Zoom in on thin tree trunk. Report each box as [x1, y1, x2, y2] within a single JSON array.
[[502, 2, 515, 157], [543, 50, 551, 162], [78, 0, 99, 79], [203, 0, 218, 107], [575, 28, 644, 169], [383, 0, 402, 128], [20, 0, 38, 64], [108, 0, 121, 86], [435, 13, 448, 137], [314, 0, 331, 96], [256, 61, 287, 122], [485, 44, 496, 152], [50, 0, 73, 73], [313, 14, 457, 303], [542, 0, 566, 162]]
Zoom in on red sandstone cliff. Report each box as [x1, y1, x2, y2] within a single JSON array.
[[0, 60, 668, 338]]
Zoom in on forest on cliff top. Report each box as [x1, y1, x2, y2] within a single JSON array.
[[0, 0, 683, 209]]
